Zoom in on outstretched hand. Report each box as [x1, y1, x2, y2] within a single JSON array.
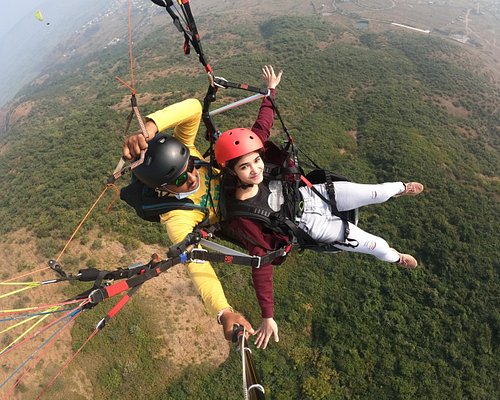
[[262, 65, 283, 90], [220, 311, 255, 341], [254, 317, 279, 349]]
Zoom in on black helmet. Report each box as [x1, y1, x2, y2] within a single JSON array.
[[133, 134, 190, 189]]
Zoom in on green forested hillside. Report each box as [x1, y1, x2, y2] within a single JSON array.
[[1, 13, 499, 400]]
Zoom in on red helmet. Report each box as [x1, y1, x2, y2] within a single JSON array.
[[214, 128, 264, 168]]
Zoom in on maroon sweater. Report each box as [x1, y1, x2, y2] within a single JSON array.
[[225, 89, 291, 318]]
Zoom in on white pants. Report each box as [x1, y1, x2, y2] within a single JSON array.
[[298, 182, 405, 263]]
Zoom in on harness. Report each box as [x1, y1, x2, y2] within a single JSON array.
[[120, 157, 214, 227], [221, 166, 359, 254]]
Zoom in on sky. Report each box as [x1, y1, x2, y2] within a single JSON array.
[[0, 0, 110, 105], [0, 0, 51, 38]]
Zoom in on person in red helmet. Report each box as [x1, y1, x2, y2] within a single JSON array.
[[215, 66, 424, 350]]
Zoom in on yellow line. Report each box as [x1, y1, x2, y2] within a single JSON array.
[[0, 315, 40, 335], [0, 284, 39, 300], [0, 307, 60, 354]]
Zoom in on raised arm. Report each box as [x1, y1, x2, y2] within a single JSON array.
[[123, 99, 202, 160], [250, 65, 283, 144]]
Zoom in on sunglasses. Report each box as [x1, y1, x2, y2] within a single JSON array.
[[173, 158, 195, 187]]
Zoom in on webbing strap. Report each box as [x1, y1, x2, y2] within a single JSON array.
[[87, 237, 294, 306], [190, 249, 262, 268], [202, 78, 269, 145], [153, 0, 212, 73], [213, 78, 268, 95], [199, 239, 252, 257], [324, 175, 339, 214], [89, 257, 178, 304], [179, 0, 212, 73], [190, 244, 294, 268], [302, 176, 352, 242], [108, 96, 149, 184]]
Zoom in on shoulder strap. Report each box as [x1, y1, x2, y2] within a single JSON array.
[[225, 202, 276, 227], [225, 200, 323, 251], [120, 177, 209, 224]]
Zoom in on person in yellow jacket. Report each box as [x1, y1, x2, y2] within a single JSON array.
[[123, 98, 254, 340]]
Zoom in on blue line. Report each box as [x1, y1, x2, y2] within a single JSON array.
[[0, 308, 81, 390]]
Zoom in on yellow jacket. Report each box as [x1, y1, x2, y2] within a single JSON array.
[[147, 99, 229, 315]]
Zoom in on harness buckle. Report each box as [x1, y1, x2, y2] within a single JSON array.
[[294, 190, 304, 223], [88, 289, 105, 305], [294, 201, 304, 223], [251, 255, 262, 268], [189, 248, 208, 263]]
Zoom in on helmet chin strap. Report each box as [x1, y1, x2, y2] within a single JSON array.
[[237, 182, 254, 189]]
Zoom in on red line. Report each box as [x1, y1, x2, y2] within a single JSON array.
[[127, 0, 135, 89], [1, 302, 87, 357], [56, 186, 110, 262], [300, 175, 313, 188], [2, 310, 82, 399], [0, 299, 85, 316], [36, 328, 99, 399]]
